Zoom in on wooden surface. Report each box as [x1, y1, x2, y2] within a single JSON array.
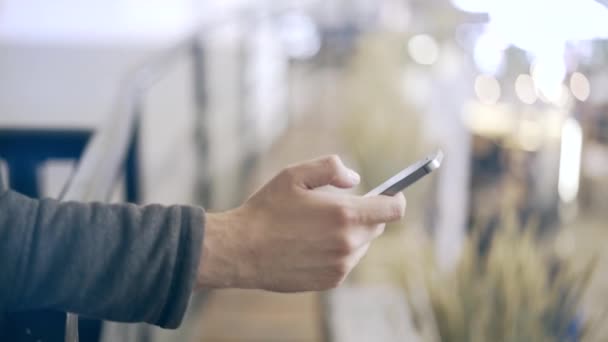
[[198, 290, 323, 342]]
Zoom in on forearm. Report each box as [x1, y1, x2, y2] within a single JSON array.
[[0, 190, 204, 329]]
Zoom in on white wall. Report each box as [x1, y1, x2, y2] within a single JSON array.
[[0, 0, 253, 45], [0, 0, 290, 209]]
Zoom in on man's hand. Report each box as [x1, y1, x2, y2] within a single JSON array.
[[197, 155, 406, 292]]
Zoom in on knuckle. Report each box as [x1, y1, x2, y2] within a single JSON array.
[[323, 155, 342, 172], [391, 204, 404, 220], [334, 206, 357, 226]]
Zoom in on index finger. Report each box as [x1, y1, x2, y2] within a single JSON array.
[[350, 192, 406, 225]]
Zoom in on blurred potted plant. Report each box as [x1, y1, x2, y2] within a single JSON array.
[[400, 213, 601, 342]]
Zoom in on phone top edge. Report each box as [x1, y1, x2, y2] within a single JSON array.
[[364, 150, 443, 197], [431, 150, 444, 167]]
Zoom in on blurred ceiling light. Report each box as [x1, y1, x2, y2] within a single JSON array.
[[474, 74, 501, 105], [491, 0, 608, 50], [530, 55, 568, 105], [408, 34, 439, 65], [515, 74, 537, 104], [558, 117, 583, 203], [473, 28, 507, 75], [538, 84, 571, 108], [276, 12, 321, 60], [453, 0, 608, 71], [570, 72, 591, 102]]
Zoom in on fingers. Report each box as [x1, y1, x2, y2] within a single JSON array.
[[349, 192, 407, 225], [354, 224, 386, 249], [283, 155, 360, 190], [330, 224, 383, 265]]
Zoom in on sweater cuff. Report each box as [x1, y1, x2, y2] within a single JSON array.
[[156, 205, 205, 329]]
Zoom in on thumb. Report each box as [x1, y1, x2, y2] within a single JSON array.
[[288, 155, 360, 190]]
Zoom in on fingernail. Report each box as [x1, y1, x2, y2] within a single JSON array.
[[347, 169, 361, 185]]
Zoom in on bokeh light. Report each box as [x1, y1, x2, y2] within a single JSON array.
[[408, 34, 439, 65], [474, 74, 501, 104], [569, 72, 591, 102], [531, 56, 567, 105], [514, 74, 537, 104], [537, 84, 571, 108], [276, 12, 321, 60]]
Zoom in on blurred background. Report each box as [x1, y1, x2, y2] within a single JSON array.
[[1, 0, 608, 341]]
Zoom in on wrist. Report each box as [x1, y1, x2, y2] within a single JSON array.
[[196, 208, 258, 289]]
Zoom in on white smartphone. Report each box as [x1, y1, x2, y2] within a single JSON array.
[[365, 150, 443, 196]]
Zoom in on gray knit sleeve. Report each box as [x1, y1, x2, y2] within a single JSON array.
[[0, 189, 205, 329]]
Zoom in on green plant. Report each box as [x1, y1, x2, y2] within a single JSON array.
[[403, 216, 599, 342]]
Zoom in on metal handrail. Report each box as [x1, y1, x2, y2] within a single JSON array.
[[61, 35, 208, 342], [60, 8, 279, 342], [60, 30, 206, 342], [60, 6, 265, 203], [61, 85, 140, 341]]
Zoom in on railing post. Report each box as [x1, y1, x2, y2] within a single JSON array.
[[126, 101, 143, 204], [192, 38, 213, 207], [237, 13, 259, 201]]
